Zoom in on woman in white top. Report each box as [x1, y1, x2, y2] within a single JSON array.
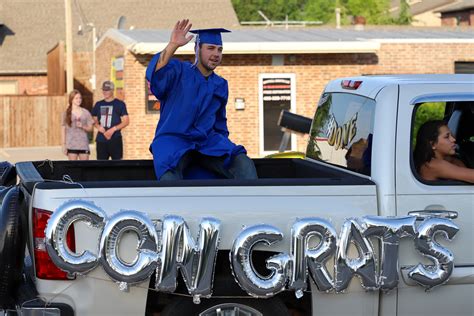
[[414, 120, 474, 183], [61, 90, 94, 160]]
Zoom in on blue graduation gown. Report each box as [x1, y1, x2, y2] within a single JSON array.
[[146, 53, 246, 179]]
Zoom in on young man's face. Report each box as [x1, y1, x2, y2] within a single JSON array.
[[102, 89, 114, 100], [198, 43, 223, 72]]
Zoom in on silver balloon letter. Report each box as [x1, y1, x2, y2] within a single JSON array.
[[362, 216, 416, 291], [45, 200, 106, 275], [99, 210, 159, 287], [408, 217, 459, 290], [335, 218, 377, 292], [155, 216, 221, 301], [289, 218, 337, 296], [230, 224, 290, 298]]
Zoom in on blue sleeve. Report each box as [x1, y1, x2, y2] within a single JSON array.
[[119, 100, 128, 116], [145, 53, 160, 82], [214, 83, 229, 137], [146, 52, 181, 101], [91, 102, 99, 117]]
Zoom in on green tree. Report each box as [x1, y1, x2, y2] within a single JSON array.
[[412, 102, 446, 148], [231, 0, 306, 21], [231, 0, 261, 21], [302, 0, 336, 24], [232, 0, 411, 25], [341, 0, 392, 24], [393, 0, 412, 24]]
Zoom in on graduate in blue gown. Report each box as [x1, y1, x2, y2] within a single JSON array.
[[146, 19, 258, 180]]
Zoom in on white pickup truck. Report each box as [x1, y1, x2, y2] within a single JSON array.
[[0, 75, 473, 316]]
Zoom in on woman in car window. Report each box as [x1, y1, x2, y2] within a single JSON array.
[[414, 120, 474, 183]]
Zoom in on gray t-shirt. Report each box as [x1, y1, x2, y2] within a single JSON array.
[[62, 108, 94, 150]]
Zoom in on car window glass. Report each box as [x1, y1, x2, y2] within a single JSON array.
[[307, 93, 376, 176], [412, 101, 474, 184]]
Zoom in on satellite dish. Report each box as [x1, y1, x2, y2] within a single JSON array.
[[117, 16, 127, 29]]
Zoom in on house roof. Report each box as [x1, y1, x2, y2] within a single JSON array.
[[437, 0, 474, 13], [390, 0, 457, 16], [0, 0, 239, 74], [99, 27, 474, 55]]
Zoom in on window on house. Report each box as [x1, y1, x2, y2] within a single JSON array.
[[455, 62, 474, 74], [259, 74, 296, 154], [0, 80, 18, 95]]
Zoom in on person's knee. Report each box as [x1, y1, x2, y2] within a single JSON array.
[[159, 170, 181, 180], [230, 154, 258, 179]]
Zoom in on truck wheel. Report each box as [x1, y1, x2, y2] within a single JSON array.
[[0, 186, 26, 309], [161, 296, 289, 316], [0, 162, 16, 186]]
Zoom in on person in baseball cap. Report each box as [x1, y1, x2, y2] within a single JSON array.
[[102, 80, 115, 91], [91, 80, 129, 160]]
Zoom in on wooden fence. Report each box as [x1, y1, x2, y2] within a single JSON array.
[[0, 95, 67, 147]]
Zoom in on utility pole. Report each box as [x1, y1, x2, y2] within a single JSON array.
[[91, 25, 96, 91], [65, 0, 74, 93]]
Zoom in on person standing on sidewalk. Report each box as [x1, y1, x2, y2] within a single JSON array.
[[92, 81, 129, 160], [61, 89, 94, 160]]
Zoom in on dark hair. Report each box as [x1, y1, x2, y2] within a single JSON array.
[[65, 89, 82, 127], [413, 120, 447, 172]]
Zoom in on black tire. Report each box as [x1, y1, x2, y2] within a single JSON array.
[[0, 162, 17, 187], [0, 186, 26, 309], [161, 296, 289, 316]]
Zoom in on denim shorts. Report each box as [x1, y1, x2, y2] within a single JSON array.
[[67, 149, 90, 155]]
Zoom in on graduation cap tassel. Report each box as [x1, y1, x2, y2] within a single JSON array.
[[193, 35, 200, 66]]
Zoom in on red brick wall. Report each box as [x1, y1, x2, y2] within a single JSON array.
[[122, 54, 157, 159], [95, 38, 136, 158], [94, 38, 127, 102], [95, 39, 474, 159], [0, 75, 48, 95]]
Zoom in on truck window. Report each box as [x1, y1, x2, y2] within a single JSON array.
[[412, 101, 474, 184], [306, 93, 375, 176]]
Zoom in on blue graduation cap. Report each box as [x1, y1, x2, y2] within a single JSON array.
[[190, 28, 231, 46]]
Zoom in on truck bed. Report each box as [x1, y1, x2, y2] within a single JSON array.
[[16, 158, 373, 192]]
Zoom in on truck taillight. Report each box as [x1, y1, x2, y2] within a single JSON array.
[[33, 208, 76, 280], [341, 80, 362, 90]]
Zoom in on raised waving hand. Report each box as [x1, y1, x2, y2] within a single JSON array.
[[170, 19, 193, 47], [153, 19, 193, 72]]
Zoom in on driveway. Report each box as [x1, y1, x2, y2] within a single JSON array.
[[0, 145, 97, 164]]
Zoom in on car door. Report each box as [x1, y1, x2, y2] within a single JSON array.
[[395, 84, 474, 316]]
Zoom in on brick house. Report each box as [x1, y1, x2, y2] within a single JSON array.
[[390, 0, 459, 27], [438, 0, 474, 26], [95, 27, 474, 159]]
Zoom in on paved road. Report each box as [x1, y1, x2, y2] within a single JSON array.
[[0, 145, 97, 164]]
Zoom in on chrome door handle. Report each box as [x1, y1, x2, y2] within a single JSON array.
[[401, 266, 474, 286], [408, 210, 458, 219]]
